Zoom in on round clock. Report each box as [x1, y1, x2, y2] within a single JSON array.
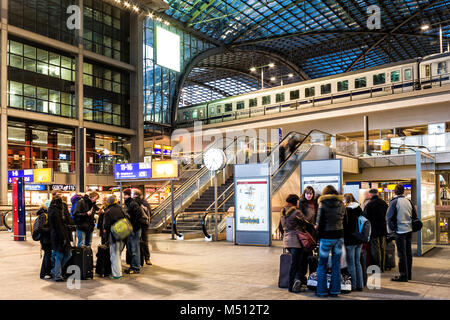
[[203, 148, 227, 171]]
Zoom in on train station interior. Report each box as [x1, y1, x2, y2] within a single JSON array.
[[0, 0, 449, 305]]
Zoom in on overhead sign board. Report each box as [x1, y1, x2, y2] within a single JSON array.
[[114, 162, 152, 181], [8, 169, 34, 184], [151, 160, 179, 179], [8, 168, 53, 184]]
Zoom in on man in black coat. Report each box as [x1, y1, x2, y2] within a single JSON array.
[[363, 189, 389, 272], [123, 188, 143, 274], [73, 191, 99, 247], [134, 189, 152, 266]]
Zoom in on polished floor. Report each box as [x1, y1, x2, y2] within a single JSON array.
[[0, 231, 449, 300]]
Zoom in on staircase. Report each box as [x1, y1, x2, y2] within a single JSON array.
[[185, 175, 234, 212]]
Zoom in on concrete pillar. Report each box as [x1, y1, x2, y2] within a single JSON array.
[[129, 14, 144, 163], [75, 0, 85, 193], [364, 115, 370, 156], [0, 0, 8, 205]]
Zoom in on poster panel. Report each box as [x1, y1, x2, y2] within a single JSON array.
[[235, 179, 269, 232]]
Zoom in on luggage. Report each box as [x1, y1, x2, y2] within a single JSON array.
[[306, 271, 352, 293], [64, 246, 94, 280], [278, 249, 291, 288], [361, 248, 368, 287], [96, 245, 111, 277], [307, 253, 318, 274], [385, 242, 396, 270]]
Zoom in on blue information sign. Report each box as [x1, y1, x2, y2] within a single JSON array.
[[25, 184, 47, 191], [8, 169, 34, 184], [114, 163, 152, 180]]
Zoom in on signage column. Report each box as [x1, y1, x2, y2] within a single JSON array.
[[12, 177, 26, 241]]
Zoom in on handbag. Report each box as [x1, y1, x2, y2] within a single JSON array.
[[412, 218, 423, 232], [296, 230, 316, 251]]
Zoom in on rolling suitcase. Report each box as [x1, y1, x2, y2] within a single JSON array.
[[96, 245, 111, 277], [67, 246, 94, 280], [307, 253, 318, 274], [360, 248, 367, 287], [278, 249, 291, 288], [385, 242, 396, 270]]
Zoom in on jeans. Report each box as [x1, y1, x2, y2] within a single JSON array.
[[345, 245, 363, 290], [370, 236, 386, 272], [127, 229, 142, 271], [141, 227, 150, 260], [395, 232, 412, 280], [110, 235, 125, 277], [51, 249, 72, 280], [317, 238, 344, 296], [77, 230, 93, 247], [40, 248, 53, 278], [287, 248, 304, 290]]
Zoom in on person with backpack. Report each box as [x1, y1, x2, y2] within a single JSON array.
[[73, 191, 99, 247], [48, 196, 75, 282], [315, 185, 346, 297], [70, 194, 82, 218], [123, 188, 143, 274], [386, 184, 416, 282], [364, 189, 389, 272], [35, 200, 52, 279], [133, 189, 152, 266], [343, 193, 364, 292], [103, 195, 128, 280], [97, 196, 109, 245]]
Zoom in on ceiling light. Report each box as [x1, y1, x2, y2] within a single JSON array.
[[270, 77, 276, 81], [133, 5, 139, 12], [148, 12, 154, 18], [123, 1, 131, 8], [288, 73, 294, 77], [421, 24, 430, 31], [268, 63, 275, 68], [250, 67, 256, 72]]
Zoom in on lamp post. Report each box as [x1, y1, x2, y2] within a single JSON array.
[[250, 63, 275, 90], [421, 23, 445, 53], [275, 73, 294, 86]]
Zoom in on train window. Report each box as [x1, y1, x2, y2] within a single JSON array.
[[305, 87, 315, 97], [320, 84, 331, 95], [276, 93, 285, 103], [192, 110, 198, 119], [237, 101, 245, 110], [289, 90, 299, 100], [199, 109, 204, 118], [425, 64, 431, 77], [183, 111, 190, 120], [438, 62, 447, 75], [404, 69, 412, 81], [355, 77, 366, 88], [391, 71, 400, 82], [216, 105, 222, 113], [225, 103, 233, 112], [262, 95, 271, 105], [249, 98, 257, 108], [373, 73, 385, 85], [337, 80, 348, 92], [210, 106, 215, 115]]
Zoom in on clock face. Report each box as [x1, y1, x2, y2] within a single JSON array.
[[203, 148, 226, 171]]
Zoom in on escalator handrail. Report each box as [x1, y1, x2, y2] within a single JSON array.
[[202, 211, 228, 238]]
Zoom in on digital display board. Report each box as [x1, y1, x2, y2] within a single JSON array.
[[155, 26, 180, 72], [34, 168, 54, 183], [152, 160, 179, 179], [114, 162, 152, 181], [235, 179, 270, 232]]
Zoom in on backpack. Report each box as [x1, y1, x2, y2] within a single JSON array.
[[352, 215, 371, 243], [111, 217, 133, 240], [139, 204, 150, 226], [70, 195, 82, 218], [32, 213, 47, 241]]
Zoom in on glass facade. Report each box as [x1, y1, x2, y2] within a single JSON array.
[[83, 0, 130, 63], [143, 18, 215, 127]]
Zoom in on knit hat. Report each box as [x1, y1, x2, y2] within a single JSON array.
[[106, 195, 117, 206], [123, 188, 132, 196]]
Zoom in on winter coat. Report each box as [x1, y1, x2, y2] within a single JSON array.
[[134, 196, 152, 227], [73, 194, 97, 232], [125, 197, 142, 232], [103, 203, 126, 244], [48, 198, 74, 252], [70, 194, 82, 216], [316, 194, 346, 240], [36, 207, 51, 250], [364, 195, 388, 238], [298, 197, 318, 224], [343, 202, 363, 246], [280, 206, 306, 249], [386, 196, 414, 234]]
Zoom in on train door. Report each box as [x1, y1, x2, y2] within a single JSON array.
[[402, 66, 414, 92]]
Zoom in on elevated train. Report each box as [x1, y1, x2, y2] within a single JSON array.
[[177, 52, 450, 125]]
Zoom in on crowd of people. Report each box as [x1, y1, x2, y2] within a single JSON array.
[[280, 183, 417, 297], [34, 188, 152, 282]]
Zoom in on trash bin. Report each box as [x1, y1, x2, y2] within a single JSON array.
[[226, 217, 234, 242]]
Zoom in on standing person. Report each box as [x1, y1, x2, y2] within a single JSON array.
[[73, 191, 99, 247], [315, 185, 346, 298], [364, 189, 389, 272], [123, 188, 143, 274], [280, 194, 307, 293], [48, 196, 74, 282], [343, 193, 364, 291], [133, 189, 152, 266], [361, 190, 371, 211], [37, 200, 52, 280], [97, 197, 108, 245], [103, 195, 127, 280], [386, 184, 415, 282]]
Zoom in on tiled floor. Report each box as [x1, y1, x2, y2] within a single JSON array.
[[0, 232, 449, 300]]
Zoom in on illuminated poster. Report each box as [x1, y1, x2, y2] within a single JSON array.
[[235, 179, 269, 232]]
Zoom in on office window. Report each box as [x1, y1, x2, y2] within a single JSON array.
[[391, 71, 400, 82], [320, 84, 331, 95], [289, 90, 299, 100], [262, 95, 271, 105], [249, 98, 258, 107], [337, 80, 348, 92], [225, 103, 233, 112], [305, 87, 315, 97], [355, 77, 367, 88], [276, 92, 285, 103], [236, 101, 244, 110], [373, 73, 385, 85]]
